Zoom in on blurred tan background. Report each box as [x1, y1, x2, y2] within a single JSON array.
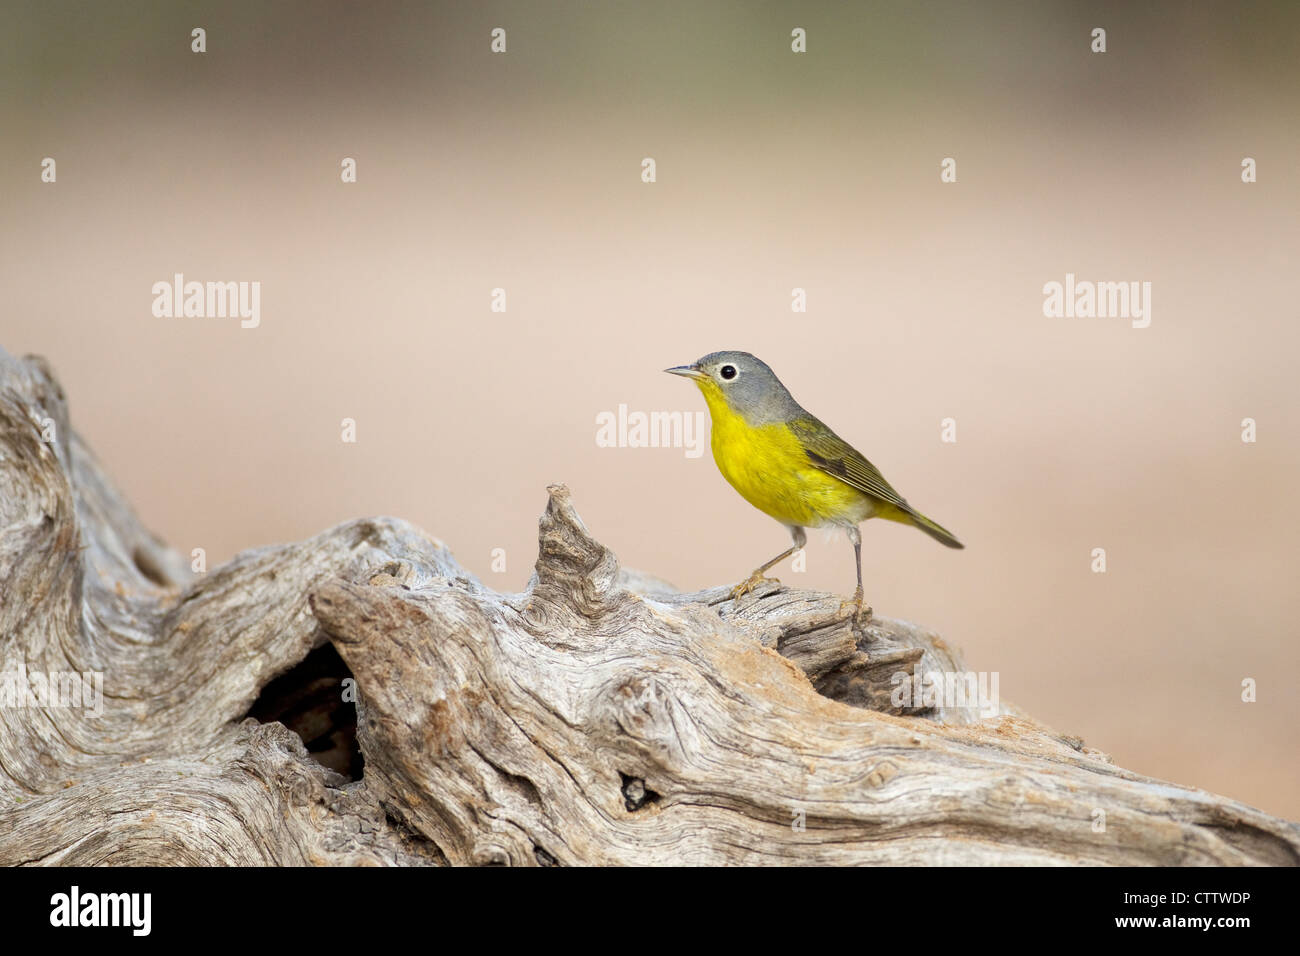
[[3, 1, 1297, 819]]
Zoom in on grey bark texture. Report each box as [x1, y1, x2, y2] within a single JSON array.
[[0, 348, 1296, 865]]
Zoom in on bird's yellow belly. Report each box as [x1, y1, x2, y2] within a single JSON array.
[[709, 412, 873, 529]]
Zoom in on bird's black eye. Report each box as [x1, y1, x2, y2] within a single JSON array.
[[720, 364, 737, 380]]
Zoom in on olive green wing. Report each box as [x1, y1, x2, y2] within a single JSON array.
[[787, 416, 909, 509], [788, 415, 965, 548]]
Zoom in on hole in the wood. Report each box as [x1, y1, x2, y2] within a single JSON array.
[[533, 845, 558, 867], [132, 545, 169, 586], [247, 643, 363, 781], [618, 772, 660, 812]]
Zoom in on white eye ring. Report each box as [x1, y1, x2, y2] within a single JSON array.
[[719, 364, 738, 381]]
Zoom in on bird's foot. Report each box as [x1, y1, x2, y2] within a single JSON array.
[[838, 588, 873, 624], [731, 571, 781, 601]]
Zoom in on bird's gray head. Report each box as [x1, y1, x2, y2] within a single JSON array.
[[663, 351, 802, 424]]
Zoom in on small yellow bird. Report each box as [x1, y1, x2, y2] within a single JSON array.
[[666, 351, 963, 620]]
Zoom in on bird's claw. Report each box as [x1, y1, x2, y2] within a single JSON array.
[[838, 590, 873, 624], [731, 573, 781, 601]]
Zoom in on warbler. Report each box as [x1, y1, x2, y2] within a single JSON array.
[[665, 351, 963, 620]]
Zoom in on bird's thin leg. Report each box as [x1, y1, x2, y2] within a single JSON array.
[[839, 526, 872, 623], [732, 527, 806, 600]]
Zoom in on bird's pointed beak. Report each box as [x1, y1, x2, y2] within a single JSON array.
[[664, 364, 704, 379]]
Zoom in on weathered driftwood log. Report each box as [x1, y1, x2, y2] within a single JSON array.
[[0, 348, 1296, 866]]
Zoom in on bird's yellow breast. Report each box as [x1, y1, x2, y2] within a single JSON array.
[[696, 381, 873, 529]]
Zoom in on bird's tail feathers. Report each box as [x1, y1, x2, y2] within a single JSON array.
[[903, 507, 964, 549]]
